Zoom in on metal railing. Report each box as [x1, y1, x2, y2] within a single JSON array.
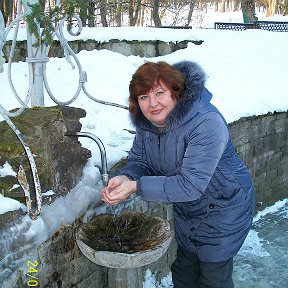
[[0, 108, 42, 220], [214, 21, 288, 32]]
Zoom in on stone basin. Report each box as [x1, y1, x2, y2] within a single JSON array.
[[76, 211, 173, 268]]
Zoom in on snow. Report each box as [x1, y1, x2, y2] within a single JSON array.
[[0, 193, 26, 214], [143, 269, 173, 288], [0, 161, 17, 177], [252, 198, 288, 222], [0, 10, 288, 287]]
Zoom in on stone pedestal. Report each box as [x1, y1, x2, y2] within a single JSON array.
[[108, 268, 143, 288], [0, 105, 91, 202]]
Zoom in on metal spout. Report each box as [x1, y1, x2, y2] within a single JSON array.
[[65, 132, 108, 187]]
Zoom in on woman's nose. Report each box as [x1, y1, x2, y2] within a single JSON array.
[[149, 95, 158, 107]]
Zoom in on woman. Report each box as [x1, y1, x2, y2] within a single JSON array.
[[101, 61, 254, 288]]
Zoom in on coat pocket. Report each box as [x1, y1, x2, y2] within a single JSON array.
[[208, 194, 253, 236]]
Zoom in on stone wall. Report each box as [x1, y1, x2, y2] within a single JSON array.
[[2, 38, 203, 62], [229, 111, 288, 210]]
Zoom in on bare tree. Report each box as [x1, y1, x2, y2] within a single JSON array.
[[220, 0, 226, 12], [129, 0, 141, 26], [186, 0, 197, 26], [152, 0, 162, 26], [241, 0, 258, 22], [266, 0, 277, 16], [284, 0, 288, 15], [233, 0, 241, 11], [115, 0, 123, 26], [79, 0, 96, 27], [99, 0, 108, 26], [138, 0, 149, 26], [0, 0, 14, 25]]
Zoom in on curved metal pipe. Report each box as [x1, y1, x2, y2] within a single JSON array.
[[0, 109, 41, 220], [64, 131, 109, 187]]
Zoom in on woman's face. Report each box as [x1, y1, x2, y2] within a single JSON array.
[[137, 81, 176, 126]]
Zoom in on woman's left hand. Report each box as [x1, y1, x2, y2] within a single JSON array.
[[101, 177, 137, 205]]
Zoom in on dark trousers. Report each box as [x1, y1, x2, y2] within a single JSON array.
[[171, 245, 234, 288]]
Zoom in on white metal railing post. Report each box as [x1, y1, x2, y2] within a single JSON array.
[[0, 10, 5, 73], [23, 0, 46, 107]]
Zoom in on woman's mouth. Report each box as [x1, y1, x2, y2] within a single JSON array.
[[151, 109, 163, 115]]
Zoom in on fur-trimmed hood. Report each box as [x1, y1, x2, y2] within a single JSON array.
[[130, 61, 211, 131]]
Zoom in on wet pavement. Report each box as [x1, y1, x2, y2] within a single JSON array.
[[233, 201, 288, 288]]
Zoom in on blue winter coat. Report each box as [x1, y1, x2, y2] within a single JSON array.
[[118, 61, 254, 262]]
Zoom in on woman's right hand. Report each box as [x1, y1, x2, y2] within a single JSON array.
[[108, 175, 130, 189], [101, 175, 136, 205]]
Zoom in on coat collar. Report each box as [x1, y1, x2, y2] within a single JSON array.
[[130, 61, 210, 132]]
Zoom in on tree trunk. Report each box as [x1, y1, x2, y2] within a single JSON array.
[[284, 0, 288, 15], [152, 0, 162, 26], [79, 1, 88, 27], [266, 0, 277, 16], [227, 0, 231, 10], [116, 0, 122, 27], [1, 0, 14, 25], [99, 0, 108, 27], [220, 0, 226, 12], [186, 0, 196, 26], [87, 1, 95, 27], [129, 0, 141, 26], [139, 1, 147, 26], [241, 0, 257, 22], [233, 0, 241, 11]]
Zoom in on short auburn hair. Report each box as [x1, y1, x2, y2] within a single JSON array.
[[128, 61, 185, 116]]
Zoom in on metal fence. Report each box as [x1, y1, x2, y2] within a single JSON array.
[[214, 21, 288, 32]]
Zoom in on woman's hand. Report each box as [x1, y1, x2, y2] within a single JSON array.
[[101, 175, 137, 205]]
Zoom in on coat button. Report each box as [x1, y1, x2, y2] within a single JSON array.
[[149, 137, 153, 141], [209, 204, 214, 209], [190, 227, 195, 231]]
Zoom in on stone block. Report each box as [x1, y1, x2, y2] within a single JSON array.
[[144, 43, 157, 57], [111, 41, 133, 56], [108, 268, 143, 288], [48, 40, 65, 58], [134, 199, 149, 213], [131, 41, 156, 57], [261, 113, 275, 129], [157, 42, 172, 56]]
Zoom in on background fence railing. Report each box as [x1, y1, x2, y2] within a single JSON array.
[[214, 21, 288, 32]]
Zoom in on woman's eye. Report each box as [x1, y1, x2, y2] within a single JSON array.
[[139, 95, 148, 100], [156, 91, 164, 96]]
